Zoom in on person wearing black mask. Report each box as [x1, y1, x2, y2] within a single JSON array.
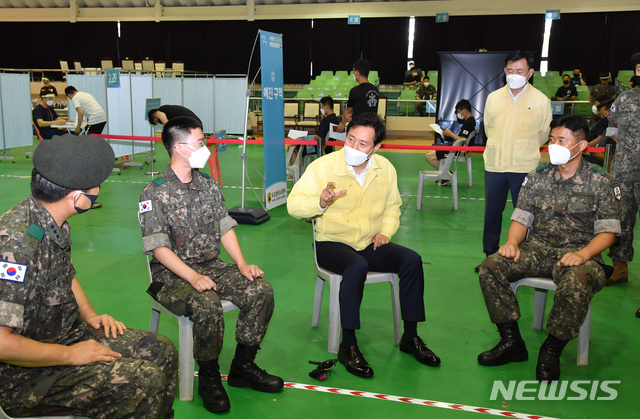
[[571, 69, 587, 86], [554, 74, 577, 101]]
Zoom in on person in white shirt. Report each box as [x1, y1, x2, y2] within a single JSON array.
[[64, 86, 107, 135]]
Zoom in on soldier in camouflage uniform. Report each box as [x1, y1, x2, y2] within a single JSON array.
[[605, 51, 640, 286], [477, 115, 621, 382], [0, 134, 177, 418], [138, 116, 283, 414]]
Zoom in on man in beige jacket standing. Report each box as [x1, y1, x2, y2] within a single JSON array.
[[481, 50, 552, 265]]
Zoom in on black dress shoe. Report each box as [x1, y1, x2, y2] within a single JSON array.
[[400, 336, 441, 366], [338, 345, 374, 378]]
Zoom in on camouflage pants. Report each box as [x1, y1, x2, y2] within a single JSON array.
[[608, 173, 640, 262], [2, 328, 177, 419], [150, 259, 275, 362], [478, 242, 606, 341]]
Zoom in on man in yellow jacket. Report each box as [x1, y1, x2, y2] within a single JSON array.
[[287, 113, 440, 378], [482, 50, 552, 263]]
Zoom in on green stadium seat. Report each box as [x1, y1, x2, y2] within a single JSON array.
[[398, 87, 416, 116], [297, 89, 314, 100], [335, 70, 348, 79], [574, 86, 592, 117], [368, 70, 379, 84], [319, 70, 333, 79]]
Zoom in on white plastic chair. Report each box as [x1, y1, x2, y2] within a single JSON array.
[[145, 256, 239, 400], [454, 130, 476, 187], [0, 406, 87, 419], [310, 220, 402, 353], [417, 138, 465, 211], [286, 145, 304, 183], [510, 277, 591, 366]]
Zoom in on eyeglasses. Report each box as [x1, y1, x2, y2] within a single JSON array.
[[179, 138, 207, 148]]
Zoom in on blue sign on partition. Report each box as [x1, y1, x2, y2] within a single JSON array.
[[551, 102, 564, 115], [260, 30, 287, 210], [546, 10, 561, 20], [106, 69, 120, 88], [436, 13, 449, 23], [348, 15, 360, 25]]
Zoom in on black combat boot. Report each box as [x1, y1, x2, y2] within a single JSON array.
[[478, 321, 528, 366], [198, 359, 230, 413], [227, 344, 284, 392], [536, 334, 569, 382]]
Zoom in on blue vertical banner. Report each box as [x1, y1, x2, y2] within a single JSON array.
[[260, 30, 287, 210]]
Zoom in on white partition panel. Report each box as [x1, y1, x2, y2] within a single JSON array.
[[214, 76, 247, 136], [130, 75, 153, 154], [152, 78, 183, 106], [106, 73, 134, 158], [0, 72, 31, 150], [66, 74, 108, 134], [184, 78, 214, 133]]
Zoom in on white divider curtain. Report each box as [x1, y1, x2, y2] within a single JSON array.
[[214, 76, 247, 136], [152, 78, 183, 106], [151, 78, 183, 135], [183, 78, 214, 133], [106, 73, 133, 158], [0, 72, 32, 150], [106, 73, 153, 158]]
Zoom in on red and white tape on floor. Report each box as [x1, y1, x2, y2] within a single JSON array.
[[219, 375, 556, 419]]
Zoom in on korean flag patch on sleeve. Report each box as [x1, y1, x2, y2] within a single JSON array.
[[139, 200, 153, 214], [1, 261, 28, 283]]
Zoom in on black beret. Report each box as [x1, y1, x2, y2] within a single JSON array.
[[33, 133, 115, 190], [632, 52, 640, 65]]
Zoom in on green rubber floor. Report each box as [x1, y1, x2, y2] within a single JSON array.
[[1, 140, 639, 419]]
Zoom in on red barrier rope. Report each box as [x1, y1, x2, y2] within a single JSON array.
[[94, 134, 606, 153]]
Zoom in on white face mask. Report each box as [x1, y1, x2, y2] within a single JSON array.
[[506, 74, 528, 90], [353, 73, 357, 82], [46, 100, 54, 106], [321, 108, 325, 116], [592, 105, 598, 115], [456, 112, 463, 120], [424, 82, 430, 87], [344, 145, 372, 167], [548, 142, 581, 165], [183, 145, 211, 169]]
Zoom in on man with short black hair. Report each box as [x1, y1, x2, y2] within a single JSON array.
[[0, 134, 177, 418], [426, 99, 475, 173], [139, 116, 283, 413], [338, 59, 379, 132], [415, 76, 437, 116], [32, 93, 67, 139], [288, 113, 440, 378], [314, 96, 340, 154], [481, 50, 552, 264], [148, 105, 201, 126], [554, 74, 577, 101], [571, 68, 587, 86], [64, 86, 107, 135], [403, 66, 422, 89], [478, 115, 621, 382]]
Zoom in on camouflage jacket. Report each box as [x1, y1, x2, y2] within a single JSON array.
[[0, 197, 87, 392], [609, 88, 640, 177], [511, 160, 621, 259], [139, 166, 237, 279]]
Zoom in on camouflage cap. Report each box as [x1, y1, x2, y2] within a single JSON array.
[[33, 133, 115, 189]]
